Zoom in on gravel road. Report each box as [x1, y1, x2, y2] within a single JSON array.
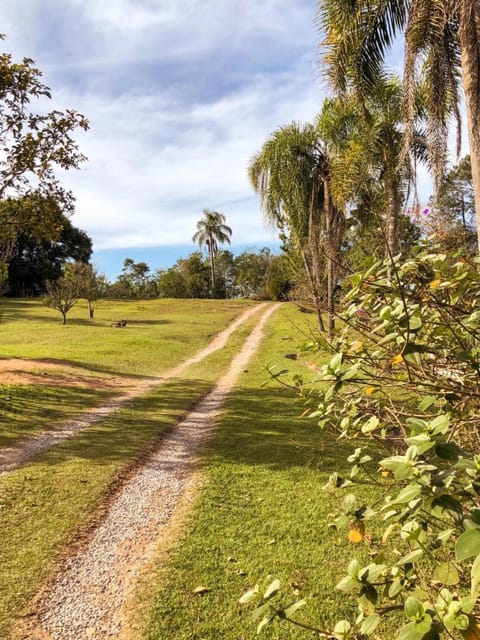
[[18, 302, 280, 640]]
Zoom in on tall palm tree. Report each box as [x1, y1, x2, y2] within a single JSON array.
[[249, 122, 344, 336], [317, 0, 480, 248], [192, 209, 232, 293], [317, 76, 427, 256]]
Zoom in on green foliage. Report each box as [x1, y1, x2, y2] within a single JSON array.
[[6, 201, 92, 296], [0, 39, 88, 267], [114, 258, 158, 298], [156, 249, 291, 300], [242, 249, 480, 637], [425, 156, 477, 253]]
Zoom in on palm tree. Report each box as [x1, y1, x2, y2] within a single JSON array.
[[192, 209, 232, 294], [317, 76, 427, 257], [317, 0, 480, 248], [249, 122, 344, 336]]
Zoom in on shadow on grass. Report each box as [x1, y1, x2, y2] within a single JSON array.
[[25, 379, 350, 478], [0, 385, 116, 448]]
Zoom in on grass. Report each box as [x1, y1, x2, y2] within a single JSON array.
[[143, 303, 384, 640], [0, 298, 254, 447], [0, 298, 255, 376], [0, 304, 263, 640]]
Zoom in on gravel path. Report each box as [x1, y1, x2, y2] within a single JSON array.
[[19, 302, 280, 640], [0, 303, 266, 475]]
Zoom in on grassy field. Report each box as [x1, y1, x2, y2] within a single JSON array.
[[141, 304, 384, 640], [0, 298, 254, 447], [0, 298, 255, 375], [0, 300, 263, 639], [0, 299, 385, 639]]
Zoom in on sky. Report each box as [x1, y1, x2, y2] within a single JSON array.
[[1, 0, 331, 279]]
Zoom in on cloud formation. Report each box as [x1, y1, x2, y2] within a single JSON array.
[[1, 0, 326, 256]]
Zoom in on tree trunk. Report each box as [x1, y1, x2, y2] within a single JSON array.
[[386, 171, 400, 257], [62, 311, 67, 325], [459, 2, 480, 251], [209, 248, 215, 294], [301, 249, 325, 333], [88, 299, 94, 320]]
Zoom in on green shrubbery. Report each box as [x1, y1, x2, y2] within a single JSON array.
[[242, 248, 480, 639]]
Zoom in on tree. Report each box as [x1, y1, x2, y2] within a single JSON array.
[[423, 155, 477, 253], [44, 276, 81, 324], [317, 0, 480, 249], [64, 262, 103, 319], [157, 252, 210, 299], [7, 204, 92, 296], [317, 77, 427, 257], [249, 122, 344, 335], [192, 209, 232, 294], [116, 258, 157, 298], [0, 38, 88, 274]]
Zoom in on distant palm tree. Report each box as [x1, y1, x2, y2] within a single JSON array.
[[192, 209, 232, 293]]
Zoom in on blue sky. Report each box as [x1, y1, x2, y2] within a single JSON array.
[[2, 1, 441, 281]]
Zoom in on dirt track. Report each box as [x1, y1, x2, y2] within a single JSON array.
[[16, 302, 280, 640], [0, 303, 268, 474]]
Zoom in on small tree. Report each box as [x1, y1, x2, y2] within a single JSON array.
[[44, 276, 80, 324], [64, 262, 102, 319]]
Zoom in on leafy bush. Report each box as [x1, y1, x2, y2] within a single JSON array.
[[241, 249, 480, 639]]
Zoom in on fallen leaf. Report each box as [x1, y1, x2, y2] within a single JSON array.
[[192, 586, 211, 595]]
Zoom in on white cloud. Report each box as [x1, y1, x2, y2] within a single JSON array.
[[0, 0, 324, 255]]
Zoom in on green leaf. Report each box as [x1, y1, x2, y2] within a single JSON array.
[[388, 579, 403, 598], [333, 619, 351, 639], [418, 396, 436, 411], [471, 554, 480, 595], [397, 549, 423, 565], [406, 417, 428, 434], [405, 596, 424, 620], [405, 434, 435, 455], [398, 621, 425, 640], [430, 414, 450, 435], [263, 578, 281, 600], [342, 493, 357, 513], [257, 614, 274, 634], [282, 599, 307, 618], [456, 529, 480, 562], [393, 484, 421, 504], [361, 416, 380, 434], [252, 602, 271, 621], [433, 563, 459, 586], [329, 352, 343, 372], [435, 442, 464, 461], [461, 595, 476, 614], [360, 614, 380, 635], [239, 585, 260, 604], [335, 576, 358, 592]]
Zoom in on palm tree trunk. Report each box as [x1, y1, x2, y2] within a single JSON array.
[[386, 171, 400, 257], [459, 2, 480, 250], [209, 247, 215, 293], [301, 249, 325, 333]]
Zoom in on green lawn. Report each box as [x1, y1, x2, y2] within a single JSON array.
[[142, 304, 384, 640], [0, 300, 388, 640], [0, 298, 255, 447], [0, 298, 255, 376], [1, 303, 263, 640]]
